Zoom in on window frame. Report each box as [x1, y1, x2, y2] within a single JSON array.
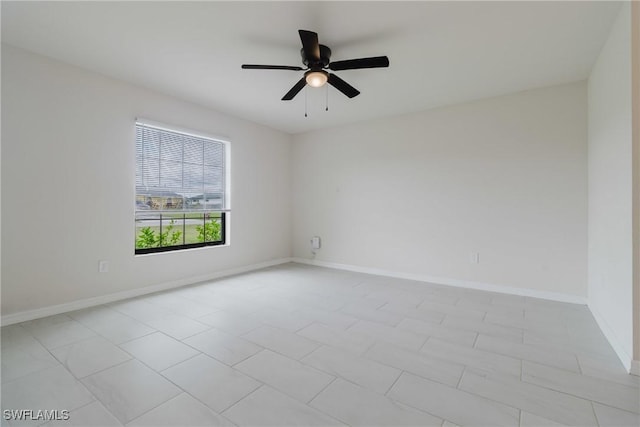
[[134, 119, 230, 255]]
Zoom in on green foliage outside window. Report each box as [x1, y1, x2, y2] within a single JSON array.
[[135, 220, 182, 249], [135, 218, 222, 249], [196, 218, 222, 242]]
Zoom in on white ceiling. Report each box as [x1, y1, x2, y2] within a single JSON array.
[[1, 1, 621, 134]]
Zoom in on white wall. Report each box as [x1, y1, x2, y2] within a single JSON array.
[[1, 45, 292, 317], [292, 82, 588, 299], [587, 3, 634, 371], [633, 1, 640, 374]]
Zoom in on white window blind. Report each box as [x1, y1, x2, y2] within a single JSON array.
[[135, 122, 226, 211]]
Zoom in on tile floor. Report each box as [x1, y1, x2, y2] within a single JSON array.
[[1, 263, 639, 426]]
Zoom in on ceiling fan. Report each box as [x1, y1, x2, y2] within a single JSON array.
[[242, 29, 390, 101]]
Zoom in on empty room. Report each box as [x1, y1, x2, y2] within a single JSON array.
[[1, 1, 639, 426]]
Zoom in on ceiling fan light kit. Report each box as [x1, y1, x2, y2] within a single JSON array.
[[242, 29, 389, 102], [305, 70, 328, 88]]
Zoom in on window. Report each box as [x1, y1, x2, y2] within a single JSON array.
[[135, 120, 228, 254]]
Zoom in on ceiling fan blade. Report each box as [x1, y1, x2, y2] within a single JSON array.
[[328, 73, 360, 98], [329, 56, 390, 71], [282, 77, 307, 101], [242, 64, 305, 71], [299, 29, 320, 62]]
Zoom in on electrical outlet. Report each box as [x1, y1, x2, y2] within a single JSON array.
[[311, 236, 321, 250], [98, 260, 109, 273], [470, 252, 480, 264]]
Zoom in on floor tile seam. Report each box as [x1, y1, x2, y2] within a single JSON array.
[[0, 360, 64, 386], [297, 344, 327, 365], [25, 322, 98, 353], [308, 372, 447, 424], [384, 393, 446, 424], [134, 348, 204, 374], [358, 345, 469, 389], [111, 386, 181, 426], [20, 315, 74, 330], [180, 325, 265, 349], [140, 317, 214, 341], [62, 399, 119, 423], [518, 374, 640, 414], [296, 313, 360, 331], [347, 320, 431, 349], [484, 322, 569, 338], [294, 326, 371, 351], [221, 344, 270, 368], [52, 345, 134, 380], [4, 327, 70, 357], [383, 375, 508, 425], [421, 340, 524, 369], [353, 333, 420, 354], [2, 364, 101, 421], [359, 339, 378, 356], [101, 327, 158, 346], [472, 332, 480, 348], [590, 401, 603, 427], [455, 367, 467, 389], [521, 335, 599, 353], [468, 343, 581, 373], [76, 357, 135, 382], [381, 367, 405, 396], [524, 359, 640, 390], [297, 350, 402, 395], [123, 391, 235, 427], [305, 375, 339, 405], [193, 314, 264, 336], [114, 393, 185, 427], [233, 348, 337, 391], [305, 391, 367, 426], [75, 302, 171, 324], [141, 296, 219, 315], [397, 317, 484, 337], [20, 364, 100, 419], [360, 343, 430, 375], [425, 377, 576, 426], [457, 373, 605, 423], [242, 321, 328, 346], [108, 300, 191, 324], [159, 361, 263, 415], [286, 319, 318, 334], [591, 400, 640, 417], [303, 288, 360, 305], [116, 329, 176, 347], [0, 359, 69, 393], [242, 336, 323, 361], [0, 326, 38, 349], [317, 340, 394, 368], [441, 318, 526, 341], [171, 293, 228, 311], [67, 310, 160, 343]]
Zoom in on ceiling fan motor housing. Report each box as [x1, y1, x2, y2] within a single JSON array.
[[301, 45, 332, 69]]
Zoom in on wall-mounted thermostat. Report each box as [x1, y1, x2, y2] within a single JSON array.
[[311, 236, 321, 250]]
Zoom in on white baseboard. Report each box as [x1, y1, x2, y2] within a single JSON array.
[[631, 360, 640, 377], [1, 257, 293, 326], [291, 257, 588, 305], [589, 304, 634, 373]]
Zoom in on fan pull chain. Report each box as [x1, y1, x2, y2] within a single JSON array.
[[325, 84, 329, 111], [304, 86, 308, 117]]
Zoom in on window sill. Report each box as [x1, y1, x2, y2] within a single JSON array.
[[134, 243, 230, 257]]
